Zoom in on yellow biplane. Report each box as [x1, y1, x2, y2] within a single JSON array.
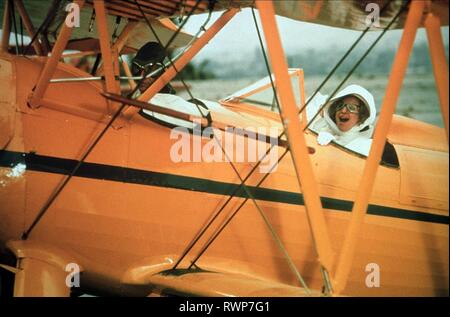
[[0, 0, 448, 297]]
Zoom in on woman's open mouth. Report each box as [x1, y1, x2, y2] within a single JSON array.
[[338, 116, 350, 123]]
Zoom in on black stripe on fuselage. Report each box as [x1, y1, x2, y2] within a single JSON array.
[[0, 150, 448, 225]]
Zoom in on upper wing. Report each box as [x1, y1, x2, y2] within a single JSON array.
[[8, 0, 448, 54], [270, 0, 449, 31], [4, 0, 196, 53]]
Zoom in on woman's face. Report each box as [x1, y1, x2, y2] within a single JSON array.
[[335, 96, 361, 132]]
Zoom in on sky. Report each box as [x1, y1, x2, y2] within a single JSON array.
[[182, 8, 449, 62]]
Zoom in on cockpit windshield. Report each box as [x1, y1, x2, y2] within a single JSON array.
[[220, 69, 305, 112]]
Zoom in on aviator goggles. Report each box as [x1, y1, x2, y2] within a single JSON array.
[[131, 61, 162, 76], [335, 102, 361, 114]]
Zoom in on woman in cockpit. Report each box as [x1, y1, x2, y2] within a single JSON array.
[[307, 84, 376, 156]]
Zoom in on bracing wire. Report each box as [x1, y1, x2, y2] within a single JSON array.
[[21, 3, 201, 239], [134, 2, 302, 282], [10, 0, 20, 55], [303, 0, 410, 132], [23, 0, 62, 56], [133, 0, 210, 119], [172, 0, 408, 294], [201, 0, 408, 216]]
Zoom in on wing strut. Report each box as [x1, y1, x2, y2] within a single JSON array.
[[124, 7, 238, 117], [1, 0, 11, 52], [15, 0, 45, 55], [27, 0, 86, 109], [94, 0, 121, 114], [333, 0, 426, 294], [424, 11, 449, 140], [255, 0, 335, 282], [21, 0, 203, 240]]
